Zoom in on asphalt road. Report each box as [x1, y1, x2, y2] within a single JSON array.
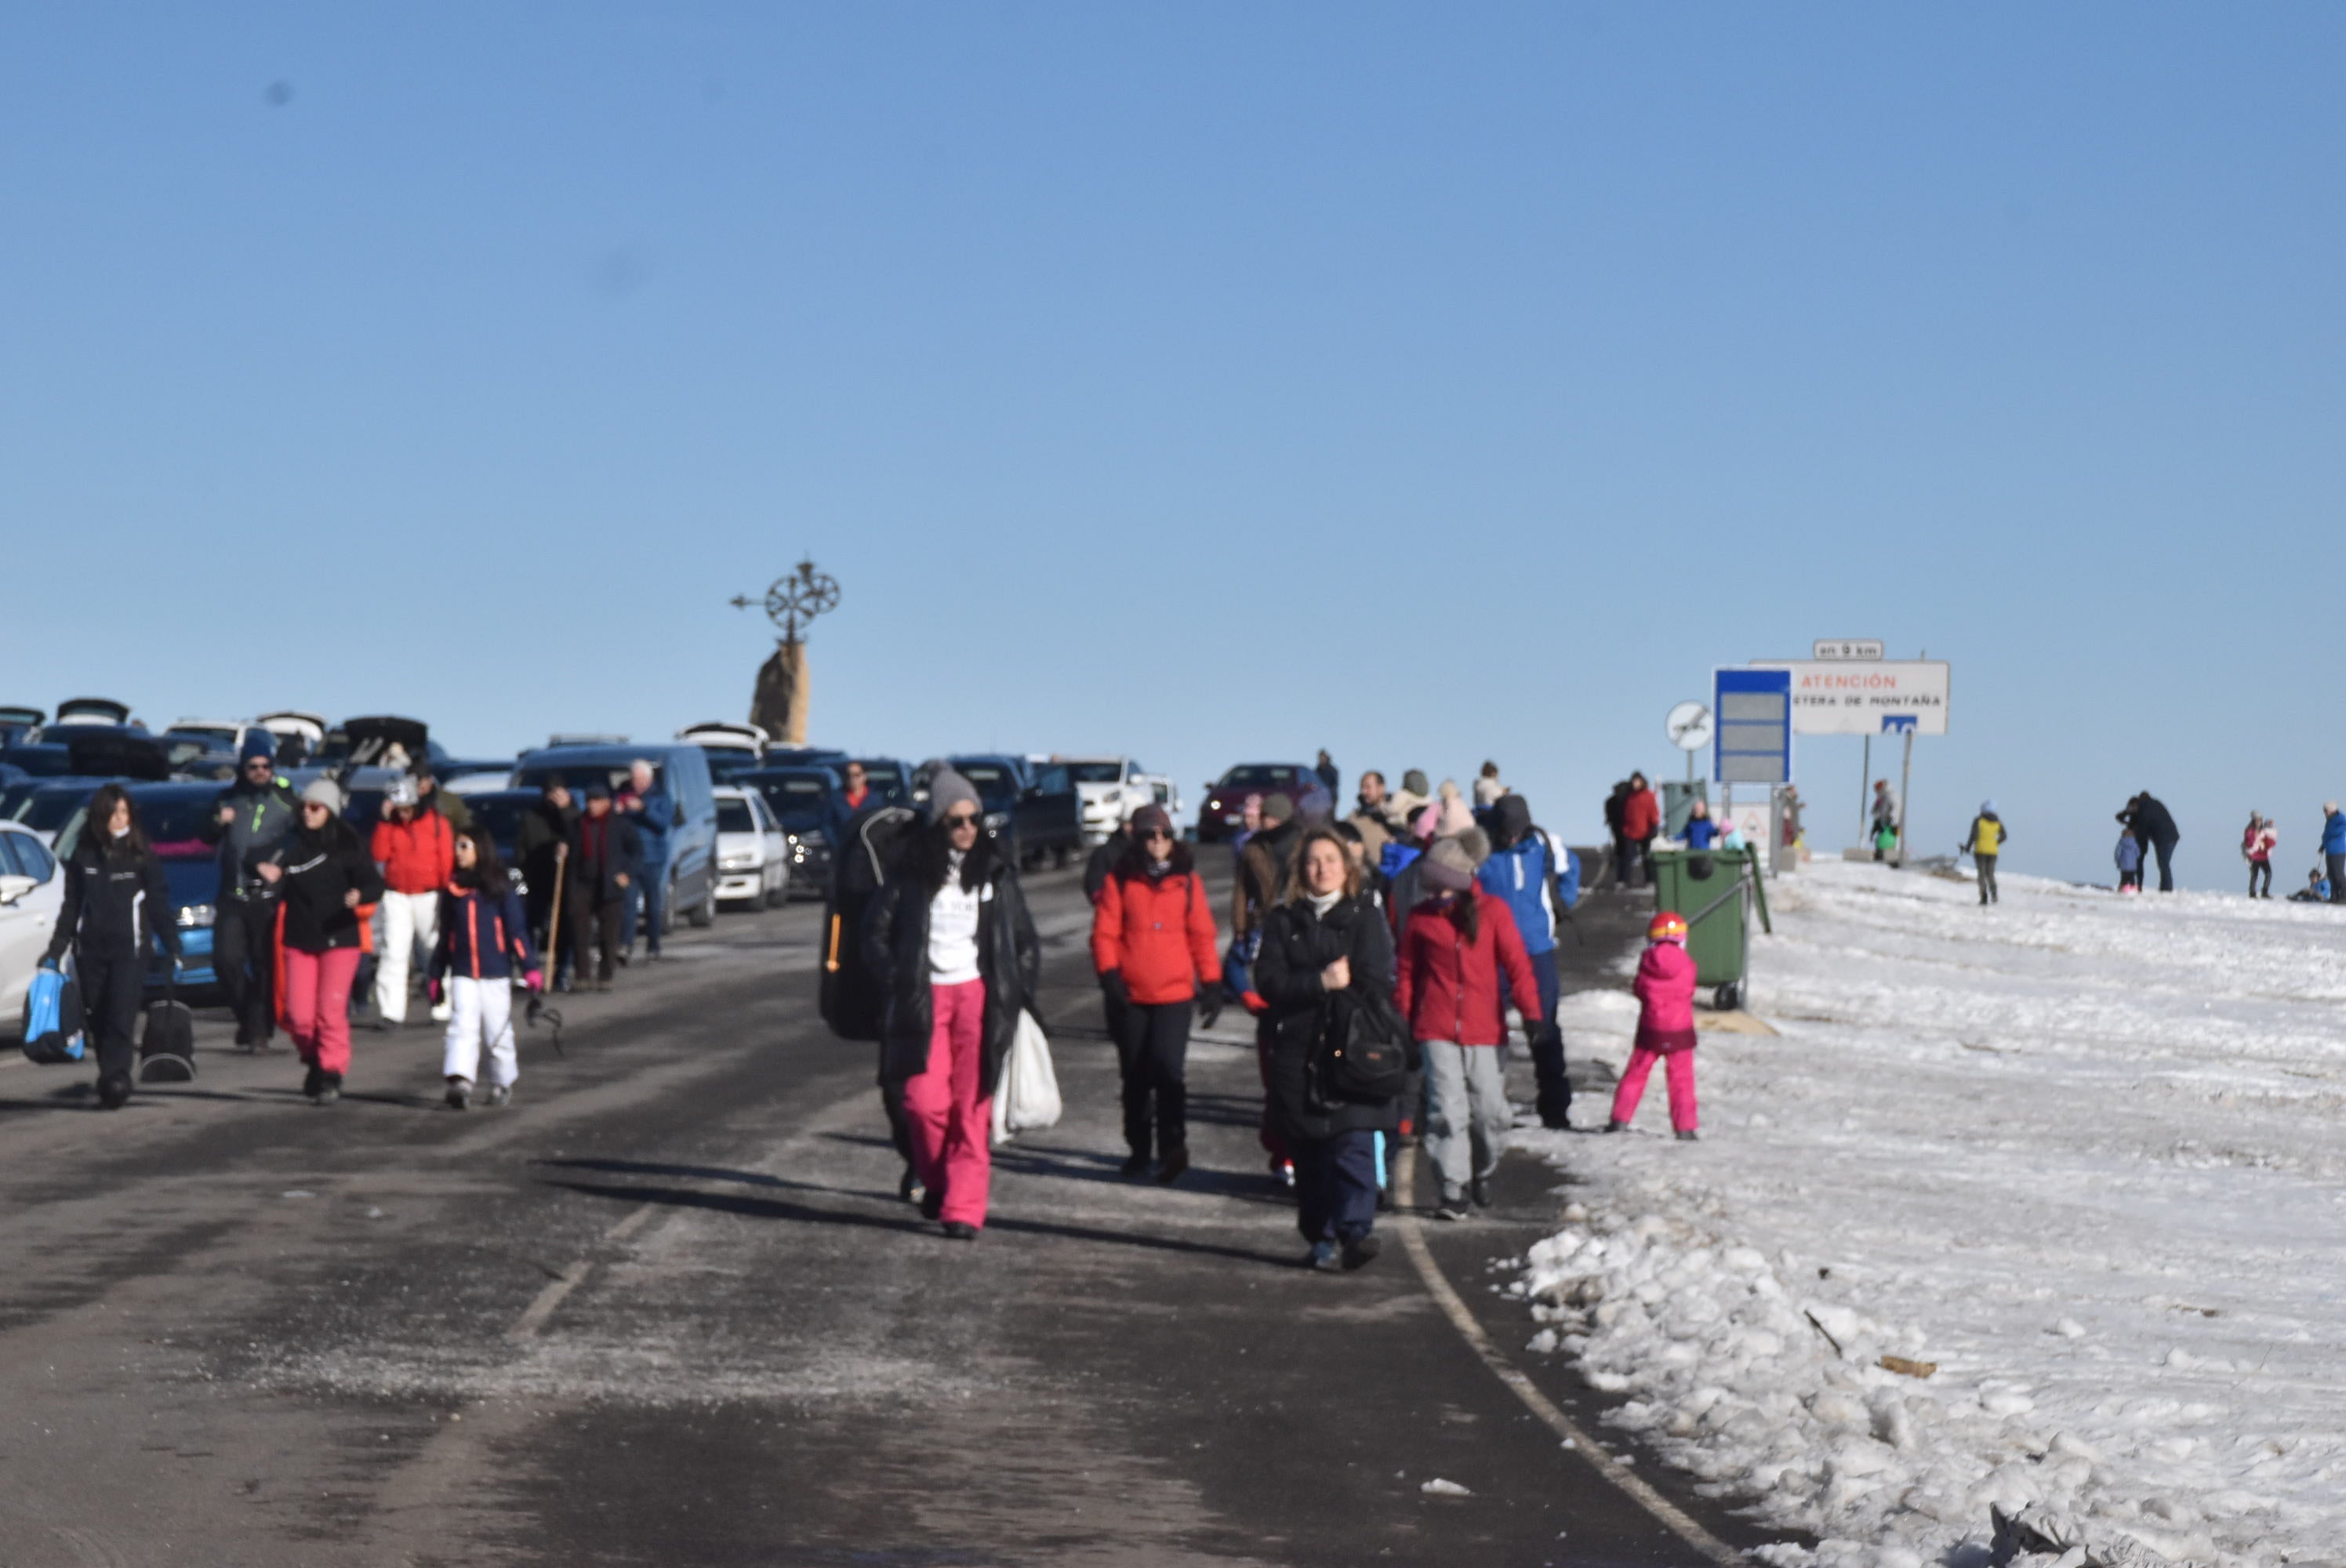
[[0, 858, 1787, 1566]]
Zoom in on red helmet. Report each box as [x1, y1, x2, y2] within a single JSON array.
[[1648, 910, 1688, 943]]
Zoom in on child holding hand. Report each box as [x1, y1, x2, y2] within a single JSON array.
[[1607, 910, 1700, 1141]]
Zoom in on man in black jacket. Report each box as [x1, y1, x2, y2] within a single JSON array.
[[565, 785, 641, 989], [198, 732, 301, 1047], [517, 777, 577, 966], [2123, 793, 2181, 893]]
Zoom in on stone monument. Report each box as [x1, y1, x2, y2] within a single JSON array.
[[733, 559, 839, 746]]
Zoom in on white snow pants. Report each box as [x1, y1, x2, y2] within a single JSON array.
[[441, 976, 518, 1089], [376, 891, 448, 1024]]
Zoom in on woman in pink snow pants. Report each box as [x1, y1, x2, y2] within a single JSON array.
[[863, 768, 1041, 1240], [1608, 909, 1701, 1140]]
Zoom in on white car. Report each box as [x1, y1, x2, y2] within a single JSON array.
[[713, 786, 789, 910], [1134, 773, 1185, 832], [0, 820, 66, 1037], [677, 721, 767, 782], [1061, 757, 1153, 844]]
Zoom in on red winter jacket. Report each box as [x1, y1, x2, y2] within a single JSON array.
[[1620, 788, 1661, 842], [1632, 938, 1698, 1051], [1394, 890, 1541, 1047], [1092, 862, 1222, 1004], [372, 809, 455, 896]]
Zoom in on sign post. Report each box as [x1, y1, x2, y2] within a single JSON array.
[[1713, 670, 1792, 874], [1886, 717, 1918, 866]]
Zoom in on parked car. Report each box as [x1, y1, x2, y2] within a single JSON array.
[[1, 706, 48, 749], [713, 786, 790, 909], [316, 715, 447, 771], [935, 753, 1081, 870], [438, 760, 518, 794], [15, 782, 111, 847], [0, 820, 65, 1035], [740, 767, 840, 900], [848, 756, 911, 808], [1195, 763, 1335, 843], [1, 744, 78, 782], [510, 742, 721, 932], [254, 710, 328, 766], [162, 717, 259, 755], [1134, 771, 1185, 833], [677, 722, 771, 784], [49, 782, 220, 999], [1059, 756, 1153, 844], [48, 697, 140, 729]]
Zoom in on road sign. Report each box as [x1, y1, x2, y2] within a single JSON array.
[[1665, 701, 1713, 753], [1881, 715, 1917, 734], [1752, 660, 1950, 735], [1713, 668, 1792, 785], [1813, 639, 1884, 661]]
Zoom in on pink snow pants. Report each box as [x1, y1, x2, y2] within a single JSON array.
[[1610, 1044, 1698, 1134], [282, 946, 361, 1076], [904, 978, 993, 1229]]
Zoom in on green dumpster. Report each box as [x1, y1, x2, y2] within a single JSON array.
[[1648, 847, 1770, 1011]]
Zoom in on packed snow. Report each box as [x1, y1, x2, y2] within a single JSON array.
[[1511, 859, 2346, 1566]]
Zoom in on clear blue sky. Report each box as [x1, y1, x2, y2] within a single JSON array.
[[5, 5, 2341, 889]]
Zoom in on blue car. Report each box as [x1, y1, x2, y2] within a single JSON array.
[[49, 780, 225, 998]]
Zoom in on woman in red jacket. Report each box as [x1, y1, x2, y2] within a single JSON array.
[[1091, 804, 1222, 1182], [1396, 837, 1541, 1221]]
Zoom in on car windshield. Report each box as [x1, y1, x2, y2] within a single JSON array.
[[2, 747, 74, 778], [1220, 765, 1300, 789], [138, 793, 223, 858], [166, 727, 238, 748], [752, 776, 830, 831], [21, 789, 89, 832], [953, 764, 1018, 809], [514, 762, 654, 797], [1066, 762, 1124, 785], [717, 799, 757, 833]]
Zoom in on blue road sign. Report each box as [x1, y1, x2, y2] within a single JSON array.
[[1882, 715, 1917, 734], [1714, 667, 1792, 785]]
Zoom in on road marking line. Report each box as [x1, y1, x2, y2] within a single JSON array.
[[602, 1201, 658, 1243], [1393, 1147, 1741, 1567], [507, 1259, 593, 1341]]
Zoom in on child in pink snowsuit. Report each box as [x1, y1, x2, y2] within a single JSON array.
[[1609, 909, 1700, 1139]]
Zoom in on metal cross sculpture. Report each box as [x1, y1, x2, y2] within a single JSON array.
[[732, 558, 840, 644]]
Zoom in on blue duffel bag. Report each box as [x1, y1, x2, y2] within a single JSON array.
[[20, 964, 85, 1065]]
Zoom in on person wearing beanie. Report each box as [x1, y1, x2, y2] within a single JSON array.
[[1961, 800, 2009, 907], [1255, 825, 1400, 1272], [2240, 811, 2277, 900], [199, 726, 301, 1049], [563, 782, 642, 989], [1609, 911, 1700, 1140], [1396, 837, 1542, 1219], [1385, 769, 1432, 830], [866, 768, 1040, 1239], [1091, 802, 1223, 1182], [1477, 794, 1576, 1128], [1436, 793, 1476, 840], [249, 778, 383, 1104]]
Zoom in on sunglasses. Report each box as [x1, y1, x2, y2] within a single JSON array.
[[300, 801, 329, 814], [1140, 829, 1173, 843], [245, 760, 272, 771], [942, 811, 981, 829]]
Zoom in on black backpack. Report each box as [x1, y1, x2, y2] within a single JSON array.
[[819, 805, 920, 1043], [1317, 988, 1412, 1104]]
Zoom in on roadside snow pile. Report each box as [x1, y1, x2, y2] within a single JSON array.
[[1513, 861, 2346, 1566]]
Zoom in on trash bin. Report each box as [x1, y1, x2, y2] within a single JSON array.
[[1649, 847, 1767, 1011]]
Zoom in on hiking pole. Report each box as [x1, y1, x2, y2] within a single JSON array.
[[525, 843, 570, 1056]]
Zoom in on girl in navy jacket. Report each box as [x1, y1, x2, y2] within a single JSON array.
[[428, 829, 539, 1109]]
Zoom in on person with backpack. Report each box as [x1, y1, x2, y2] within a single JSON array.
[[427, 828, 539, 1110], [1254, 825, 1400, 1271], [1962, 801, 2008, 906], [864, 768, 1040, 1240], [1477, 795, 1573, 1129], [251, 779, 383, 1105], [2242, 813, 2277, 899], [42, 784, 177, 1109], [1396, 837, 1542, 1221], [199, 730, 302, 1049], [1607, 909, 1701, 1140], [565, 784, 641, 990], [1091, 804, 1222, 1183], [369, 777, 456, 1029]]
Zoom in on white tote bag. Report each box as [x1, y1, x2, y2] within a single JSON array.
[[990, 1008, 1062, 1144]]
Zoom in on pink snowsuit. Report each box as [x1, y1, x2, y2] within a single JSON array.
[[1611, 937, 1699, 1134]]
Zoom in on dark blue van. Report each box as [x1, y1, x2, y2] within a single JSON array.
[[510, 743, 721, 933]]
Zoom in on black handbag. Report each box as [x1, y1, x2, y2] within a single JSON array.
[[1318, 989, 1411, 1104]]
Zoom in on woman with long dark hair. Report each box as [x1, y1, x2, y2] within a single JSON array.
[[428, 829, 539, 1110], [865, 768, 1040, 1239], [42, 784, 177, 1109], [1090, 804, 1222, 1182], [251, 779, 383, 1105]]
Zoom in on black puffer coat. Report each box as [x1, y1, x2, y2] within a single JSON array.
[[1254, 893, 1399, 1142], [865, 845, 1041, 1093]]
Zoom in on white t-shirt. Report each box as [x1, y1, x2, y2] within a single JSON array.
[[928, 858, 982, 985]]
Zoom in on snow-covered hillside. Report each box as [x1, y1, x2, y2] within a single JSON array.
[[1513, 861, 2346, 1566]]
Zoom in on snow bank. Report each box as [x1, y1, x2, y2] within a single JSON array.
[[1512, 862, 2346, 1566]]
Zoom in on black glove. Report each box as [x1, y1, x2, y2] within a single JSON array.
[[1099, 971, 1128, 1008], [1197, 990, 1223, 1030]]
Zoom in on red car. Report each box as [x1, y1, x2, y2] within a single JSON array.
[[1195, 763, 1334, 844]]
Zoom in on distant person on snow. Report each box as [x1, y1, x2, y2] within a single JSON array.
[[44, 784, 178, 1110], [1869, 779, 1898, 859], [2115, 827, 2144, 893], [1607, 910, 1700, 1141], [427, 828, 539, 1110], [1962, 801, 2007, 906], [2120, 792, 2181, 893], [2242, 813, 2277, 899], [2289, 866, 2331, 903], [2321, 803, 2346, 906], [1618, 772, 1660, 887], [1091, 804, 1222, 1185], [1682, 798, 1721, 851]]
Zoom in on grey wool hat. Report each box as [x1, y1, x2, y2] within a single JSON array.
[[1420, 836, 1477, 892], [300, 778, 344, 814], [927, 768, 982, 822]]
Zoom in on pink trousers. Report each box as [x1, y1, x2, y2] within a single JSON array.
[[1611, 1044, 1698, 1134], [904, 979, 993, 1229], [283, 946, 362, 1076]]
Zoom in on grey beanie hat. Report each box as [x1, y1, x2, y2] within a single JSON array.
[[300, 778, 344, 814], [1420, 836, 1477, 892], [927, 768, 982, 822], [1401, 768, 1430, 797]]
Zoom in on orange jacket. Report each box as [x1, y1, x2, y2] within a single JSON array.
[[1091, 865, 1222, 1004], [371, 809, 455, 896]]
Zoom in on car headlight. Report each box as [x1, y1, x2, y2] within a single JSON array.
[[719, 855, 754, 871], [796, 827, 827, 848], [177, 903, 216, 929], [982, 811, 1009, 831]]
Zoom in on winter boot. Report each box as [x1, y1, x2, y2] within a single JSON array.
[[1307, 1240, 1342, 1272], [1342, 1233, 1382, 1270], [445, 1077, 472, 1111], [96, 1072, 133, 1110], [485, 1083, 512, 1108], [314, 1073, 343, 1106], [1470, 1174, 1493, 1209], [940, 1221, 979, 1241], [1119, 1150, 1153, 1179], [920, 1188, 944, 1223], [303, 1063, 324, 1100], [1605, 1118, 1629, 1133], [1155, 1147, 1189, 1185], [1675, 1128, 1700, 1142]]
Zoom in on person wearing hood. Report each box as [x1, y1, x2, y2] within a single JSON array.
[[2119, 793, 2181, 893], [1346, 771, 1395, 861], [565, 783, 641, 990], [198, 728, 301, 1049], [865, 769, 1040, 1239], [1961, 801, 2008, 906], [1255, 825, 1399, 1271], [1477, 795, 1573, 1128], [1091, 804, 1222, 1182], [1397, 837, 1542, 1220], [44, 784, 177, 1109], [2321, 803, 2346, 906], [369, 775, 456, 1028], [1385, 768, 1432, 831], [249, 779, 384, 1105]]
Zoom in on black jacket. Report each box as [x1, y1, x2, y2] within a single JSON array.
[[2126, 794, 2180, 848], [1084, 830, 1129, 904], [45, 836, 176, 965], [200, 774, 302, 903], [566, 810, 643, 905], [254, 826, 385, 953], [517, 798, 576, 895], [1255, 893, 1400, 1141], [864, 844, 1041, 1092]]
